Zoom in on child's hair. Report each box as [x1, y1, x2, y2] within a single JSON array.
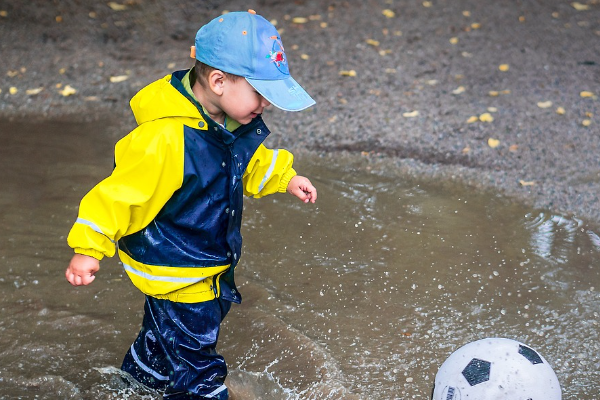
[[193, 60, 241, 89]]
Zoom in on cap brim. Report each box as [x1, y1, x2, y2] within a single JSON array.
[[246, 76, 315, 112]]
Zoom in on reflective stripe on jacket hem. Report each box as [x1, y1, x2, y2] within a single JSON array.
[[118, 250, 229, 303]]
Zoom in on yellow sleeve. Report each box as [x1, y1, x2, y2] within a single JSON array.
[[67, 121, 185, 259], [243, 144, 296, 198]]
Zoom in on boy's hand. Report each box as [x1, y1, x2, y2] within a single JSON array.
[[66, 254, 100, 286], [287, 175, 317, 204]]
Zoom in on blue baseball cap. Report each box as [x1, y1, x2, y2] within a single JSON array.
[[194, 10, 315, 112]]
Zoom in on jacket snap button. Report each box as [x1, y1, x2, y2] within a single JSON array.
[[198, 121, 205, 128], [222, 161, 226, 167], [256, 129, 262, 135]]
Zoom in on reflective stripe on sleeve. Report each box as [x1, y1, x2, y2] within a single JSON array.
[[257, 149, 278, 192], [75, 217, 115, 243]]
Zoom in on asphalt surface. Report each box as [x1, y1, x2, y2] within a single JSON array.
[[1, 0, 599, 224]]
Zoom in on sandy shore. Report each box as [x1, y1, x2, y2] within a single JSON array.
[[1, 0, 599, 224]]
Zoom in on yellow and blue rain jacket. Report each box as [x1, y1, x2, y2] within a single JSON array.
[[67, 69, 297, 303]]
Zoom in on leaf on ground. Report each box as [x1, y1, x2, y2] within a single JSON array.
[[110, 75, 129, 83], [498, 64, 510, 72], [382, 9, 395, 18], [26, 87, 44, 95], [7, 70, 19, 78], [471, 22, 481, 29], [9, 87, 18, 95], [366, 39, 380, 47], [60, 85, 77, 96], [479, 113, 494, 122], [423, 1, 432, 7], [403, 110, 420, 118], [462, 146, 471, 153], [509, 144, 519, 152], [452, 86, 465, 94], [571, 2, 590, 10], [108, 2, 127, 11], [487, 107, 497, 113], [466, 116, 479, 123], [580, 91, 594, 97], [582, 119, 592, 127], [537, 101, 553, 108], [339, 70, 357, 77], [292, 17, 308, 24], [0, 10, 7, 17], [463, 11, 471, 17], [519, 180, 536, 186], [488, 138, 500, 148], [556, 106, 566, 115], [449, 37, 459, 44], [300, 54, 309, 60]]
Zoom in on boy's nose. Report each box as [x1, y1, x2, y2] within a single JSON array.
[[261, 97, 271, 108]]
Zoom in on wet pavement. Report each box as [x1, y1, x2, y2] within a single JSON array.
[[0, 120, 598, 399]]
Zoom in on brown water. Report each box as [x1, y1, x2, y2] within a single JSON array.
[[0, 120, 598, 399]]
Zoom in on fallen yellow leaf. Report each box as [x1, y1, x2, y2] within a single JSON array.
[[519, 180, 536, 186], [499, 64, 510, 72], [582, 119, 592, 127], [0, 10, 7, 17], [509, 144, 519, 152], [501, 90, 511, 95], [571, 2, 590, 10], [537, 101, 553, 109], [7, 70, 19, 78], [292, 17, 308, 24], [320, 22, 328, 28], [452, 86, 465, 94], [479, 113, 494, 122], [339, 70, 357, 77], [110, 75, 129, 83], [9, 87, 18, 95], [300, 54, 309, 60], [466, 116, 479, 123], [26, 87, 44, 95], [309, 15, 321, 21], [385, 68, 397, 73], [487, 107, 497, 113], [471, 22, 481, 29], [60, 85, 77, 96], [462, 11, 471, 17], [84, 96, 100, 101], [403, 110, 420, 118], [489, 90, 499, 97], [366, 39, 380, 47], [462, 146, 471, 154], [556, 106, 566, 115], [56, 15, 63, 23], [519, 16, 526, 22], [449, 37, 459, 44], [108, 2, 127, 11], [382, 9, 395, 18], [423, 1, 432, 7], [488, 138, 500, 148], [580, 91, 594, 98], [378, 49, 391, 56]]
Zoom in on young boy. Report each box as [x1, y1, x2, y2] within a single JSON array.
[[65, 10, 316, 399]]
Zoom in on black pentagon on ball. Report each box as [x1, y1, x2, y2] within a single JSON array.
[[462, 358, 491, 386], [519, 344, 544, 365]]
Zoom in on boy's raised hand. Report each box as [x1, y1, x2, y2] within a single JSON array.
[[66, 254, 100, 286], [287, 175, 317, 204]]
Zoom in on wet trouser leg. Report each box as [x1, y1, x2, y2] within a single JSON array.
[[121, 295, 232, 399]]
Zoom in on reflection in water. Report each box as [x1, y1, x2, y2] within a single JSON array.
[[0, 120, 598, 399]]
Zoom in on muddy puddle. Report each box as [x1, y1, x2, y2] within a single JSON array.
[[0, 120, 598, 399]]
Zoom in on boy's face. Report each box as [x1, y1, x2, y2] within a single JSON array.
[[220, 77, 271, 125]]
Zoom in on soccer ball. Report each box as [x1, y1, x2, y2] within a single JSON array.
[[432, 338, 561, 400]]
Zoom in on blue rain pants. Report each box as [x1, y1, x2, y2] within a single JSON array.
[[121, 295, 232, 399]]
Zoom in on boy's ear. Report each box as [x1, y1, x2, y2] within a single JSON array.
[[207, 70, 226, 95]]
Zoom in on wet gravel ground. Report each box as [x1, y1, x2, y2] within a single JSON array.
[[1, 0, 599, 224]]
